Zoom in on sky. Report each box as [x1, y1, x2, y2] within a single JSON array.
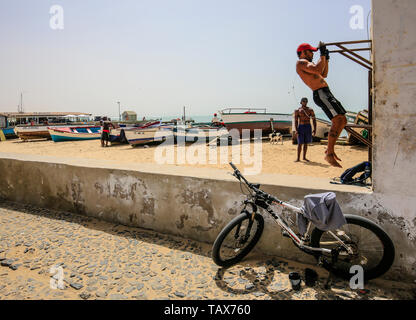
[[0, 0, 372, 119]]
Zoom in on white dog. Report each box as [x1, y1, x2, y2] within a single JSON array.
[[269, 131, 283, 145]]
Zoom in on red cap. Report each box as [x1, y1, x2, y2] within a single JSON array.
[[297, 43, 318, 53]]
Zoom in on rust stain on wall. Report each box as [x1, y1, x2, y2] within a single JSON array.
[[176, 214, 189, 229], [180, 187, 222, 231], [140, 197, 155, 216]]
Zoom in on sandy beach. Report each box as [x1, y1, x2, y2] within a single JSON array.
[[0, 138, 368, 179]]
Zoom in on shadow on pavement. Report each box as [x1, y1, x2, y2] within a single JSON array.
[[0, 200, 414, 300]]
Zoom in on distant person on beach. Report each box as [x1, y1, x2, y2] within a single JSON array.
[[296, 42, 347, 167], [211, 113, 223, 127], [294, 97, 316, 162], [101, 117, 115, 147]]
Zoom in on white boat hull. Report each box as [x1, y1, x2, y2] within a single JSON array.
[[125, 127, 170, 146], [219, 111, 292, 135]]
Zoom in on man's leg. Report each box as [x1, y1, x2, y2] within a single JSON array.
[[325, 114, 347, 167], [296, 143, 302, 162], [317, 88, 347, 164], [303, 144, 309, 161]]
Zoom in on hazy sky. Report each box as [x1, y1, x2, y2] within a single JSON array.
[[0, 0, 371, 118]]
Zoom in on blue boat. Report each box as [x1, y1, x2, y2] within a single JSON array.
[[48, 126, 102, 142], [0, 114, 17, 140]]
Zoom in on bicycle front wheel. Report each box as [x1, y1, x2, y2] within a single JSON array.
[[310, 214, 395, 280], [212, 212, 264, 268]]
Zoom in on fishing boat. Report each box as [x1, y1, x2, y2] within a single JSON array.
[[124, 121, 172, 146], [109, 121, 164, 144], [173, 124, 228, 143], [347, 110, 368, 145], [218, 108, 292, 135], [314, 118, 332, 141], [0, 127, 17, 139], [0, 114, 17, 140], [48, 126, 102, 142], [346, 111, 358, 124], [14, 125, 52, 141]]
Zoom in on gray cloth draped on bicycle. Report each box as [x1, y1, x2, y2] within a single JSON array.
[[297, 192, 347, 235]]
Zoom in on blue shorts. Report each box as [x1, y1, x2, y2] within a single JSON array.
[[297, 124, 312, 144]]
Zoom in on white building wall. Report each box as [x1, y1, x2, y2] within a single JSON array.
[[371, 0, 416, 277], [372, 0, 416, 198]]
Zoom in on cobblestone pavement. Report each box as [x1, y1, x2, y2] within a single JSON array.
[[0, 200, 414, 300]]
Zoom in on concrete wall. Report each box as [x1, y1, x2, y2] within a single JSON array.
[[0, 152, 413, 280], [370, 0, 416, 278]]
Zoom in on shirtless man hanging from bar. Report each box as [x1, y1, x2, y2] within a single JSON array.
[[296, 42, 347, 167]]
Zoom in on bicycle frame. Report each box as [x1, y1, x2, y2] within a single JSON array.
[[243, 196, 332, 256], [230, 162, 346, 257]]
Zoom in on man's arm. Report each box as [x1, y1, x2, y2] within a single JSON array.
[[322, 58, 329, 78], [296, 57, 326, 75], [294, 110, 299, 133], [311, 110, 317, 135]]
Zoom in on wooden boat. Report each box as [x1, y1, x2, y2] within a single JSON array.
[[124, 122, 173, 146], [14, 126, 51, 141], [48, 126, 102, 142], [1, 127, 17, 139], [314, 118, 332, 141], [174, 124, 229, 143], [347, 110, 368, 145], [0, 114, 17, 140], [111, 121, 163, 145], [345, 111, 358, 124], [218, 108, 292, 135]]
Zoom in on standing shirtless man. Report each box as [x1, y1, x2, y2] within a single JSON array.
[[296, 42, 347, 167], [294, 97, 316, 162]]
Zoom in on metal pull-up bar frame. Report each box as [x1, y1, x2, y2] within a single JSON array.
[[324, 40, 373, 161]]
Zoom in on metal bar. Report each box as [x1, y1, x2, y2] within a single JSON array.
[[368, 70, 373, 163], [345, 127, 372, 147], [345, 124, 372, 129], [336, 44, 372, 66], [339, 51, 372, 70], [329, 48, 370, 53], [324, 40, 372, 46]]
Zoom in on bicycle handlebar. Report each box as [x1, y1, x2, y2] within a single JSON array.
[[229, 162, 238, 171], [229, 162, 250, 186], [229, 162, 277, 203]]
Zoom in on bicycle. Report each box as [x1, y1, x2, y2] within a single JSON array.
[[212, 163, 395, 281]]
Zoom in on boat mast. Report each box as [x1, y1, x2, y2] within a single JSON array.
[[18, 92, 23, 113]]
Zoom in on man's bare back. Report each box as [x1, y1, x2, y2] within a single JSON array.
[[296, 58, 328, 91]]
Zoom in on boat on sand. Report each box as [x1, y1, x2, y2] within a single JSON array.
[[48, 126, 102, 142], [218, 108, 292, 135]]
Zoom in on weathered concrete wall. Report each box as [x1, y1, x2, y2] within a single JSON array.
[[370, 0, 416, 279], [372, 0, 416, 197], [0, 153, 413, 280]]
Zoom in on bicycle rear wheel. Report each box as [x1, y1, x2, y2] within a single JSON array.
[[212, 212, 264, 268], [310, 214, 395, 280]]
